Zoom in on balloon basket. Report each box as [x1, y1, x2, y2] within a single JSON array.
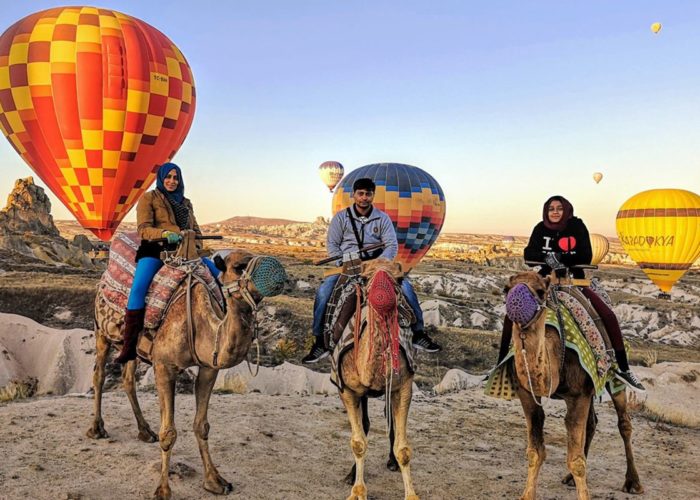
[[657, 292, 672, 300]]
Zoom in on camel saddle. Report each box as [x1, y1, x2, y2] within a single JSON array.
[[99, 232, 224, 330]]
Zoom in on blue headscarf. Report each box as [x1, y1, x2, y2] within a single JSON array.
[[156, 162, 185, 203]]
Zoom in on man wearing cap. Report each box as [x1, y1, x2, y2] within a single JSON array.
[[302, 177, 441, 363]]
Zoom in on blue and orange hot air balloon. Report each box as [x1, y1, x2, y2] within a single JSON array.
[[0, 6, 196, 240], [332, 163, 446, 272]]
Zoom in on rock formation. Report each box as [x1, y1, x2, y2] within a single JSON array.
[[0, 177, 95, 269]]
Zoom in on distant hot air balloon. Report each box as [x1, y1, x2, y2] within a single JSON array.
[[589, 233, 610, 265], [318, 161, 344, 192], [0, 7, 196, 240], [616, 189, 700, 294], [593, 172, 603, 184], [332, 163, 446, 272], [651, 22, 662, 34]]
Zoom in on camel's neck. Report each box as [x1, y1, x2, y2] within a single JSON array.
[[193, 291, 255, 369], [513, 312, 560, 396], [353, 308, 397, 389]]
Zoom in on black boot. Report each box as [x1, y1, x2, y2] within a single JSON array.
[[114, 308, 145, 364]]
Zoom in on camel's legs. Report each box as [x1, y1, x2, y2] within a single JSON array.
[[345, 395, 371, 485], [339, 389, 368, 500], [391, 378, 418, 500], [154, 362, 178, 500], [122, 360, 158, 443], [610, 389, 644, 494], [194, 366, 232, 495], [86, 332, 110, 439], [563, 399, 597, 486], [564, 396, 592, 500], [517, 386, 546, 500]]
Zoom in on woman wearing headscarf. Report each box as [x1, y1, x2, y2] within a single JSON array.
[[494, 195, 644, 391], [114, 162, 220, 363]]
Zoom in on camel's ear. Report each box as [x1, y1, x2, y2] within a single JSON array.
[[214, 255, 227, 273], [503, 275, 517, 294]]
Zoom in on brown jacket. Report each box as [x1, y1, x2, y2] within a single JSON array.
[[136, 189, 201, 241]]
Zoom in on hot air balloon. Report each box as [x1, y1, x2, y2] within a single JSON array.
[[589, 233, 610, 265], [332, 163, 446, 272], [651, 22, 662, 34], [318, 161, 344, 192], [616, 189, 700, 294], [593, 172, 603, 184], [0, 7, 196, 240]]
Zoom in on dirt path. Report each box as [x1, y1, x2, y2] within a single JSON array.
[[0, 388, 697, 499]]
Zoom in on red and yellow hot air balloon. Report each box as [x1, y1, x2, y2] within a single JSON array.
[[616, 189, 700, 294], [589, 233, 610, 265], [332, 163, 446, 272], [0, 7, 196, 240], [318, 161, 344, 192]]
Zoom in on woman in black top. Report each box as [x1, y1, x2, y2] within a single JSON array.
[[495, 195, 644, 391]]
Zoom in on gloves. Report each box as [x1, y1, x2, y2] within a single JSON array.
[[545, 252, 565, 270], [162, 230, 181, 245]]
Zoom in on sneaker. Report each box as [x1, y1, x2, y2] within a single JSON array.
[[412, 331, 442, 353], [615, 369, 646, 392], [302, 339, 329, 364]]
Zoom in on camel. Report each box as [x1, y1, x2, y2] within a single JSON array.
[[504, 271, 643, 500], [88, 249, 283, 499], [336, 259, 419, 500]]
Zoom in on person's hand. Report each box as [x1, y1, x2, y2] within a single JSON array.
[[545, 252, 565, 270], [162, 231, 181, 245]]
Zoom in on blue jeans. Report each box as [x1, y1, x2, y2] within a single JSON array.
[[311, 274, 424, 337], [127, 256, 219, 310]]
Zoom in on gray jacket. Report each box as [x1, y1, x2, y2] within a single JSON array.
[[327, 205, 398, 263]]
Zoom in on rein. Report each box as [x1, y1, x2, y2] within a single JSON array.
[[515, 284, 555, 407]]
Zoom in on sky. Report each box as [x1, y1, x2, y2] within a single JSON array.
[[1, 1, 699, 238]]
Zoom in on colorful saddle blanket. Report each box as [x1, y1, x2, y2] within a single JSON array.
[[330, 305, 416, 391], [484, 306, 626, 400], [554, 290, 611, 377], [99, 232, 224, 329]]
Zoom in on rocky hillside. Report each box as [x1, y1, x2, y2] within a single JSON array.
[[0, 178, 95, 270]]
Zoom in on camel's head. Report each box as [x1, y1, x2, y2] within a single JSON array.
[[213, 250, 287, 306], [503, 272, 550, 328], [360, 258, 404, 281]]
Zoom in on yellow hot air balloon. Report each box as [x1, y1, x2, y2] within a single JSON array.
[[651, 22, 662, 34], [593, 172, 603, 184], [616, 189, 700, 294], [589, 233, 610, 265], [319, 161, 344, 192]]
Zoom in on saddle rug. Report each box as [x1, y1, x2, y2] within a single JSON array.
[[330, 306, 416, 391], [555, 290, 611, 376], [98, 232, 224, 329], [484, 307, 625, 400]]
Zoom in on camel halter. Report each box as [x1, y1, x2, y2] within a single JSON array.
[[508, 283, 554, 407], [188, 256, 282, 371]]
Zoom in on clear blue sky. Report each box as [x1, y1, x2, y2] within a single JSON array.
[[1, 1, 699, 237]]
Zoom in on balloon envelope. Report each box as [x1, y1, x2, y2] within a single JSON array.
[[318, 161, 344, 192], [593, 172, 603, 184], [616, 189, 700, 293], [589, 233, 609, 265], [331, 163, 446, 272], [651, 22, 662, 34], [0, 7, 196, 240]]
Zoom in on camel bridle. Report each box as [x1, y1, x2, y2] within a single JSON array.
[[187, 259, 262, 372], [514, 282, 555, 407]]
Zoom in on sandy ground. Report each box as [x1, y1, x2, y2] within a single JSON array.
[[1, 387, 698, 500]]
